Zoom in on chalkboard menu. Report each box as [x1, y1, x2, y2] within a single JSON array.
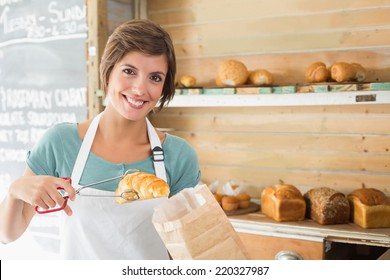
[[0, 0, 88, 193]]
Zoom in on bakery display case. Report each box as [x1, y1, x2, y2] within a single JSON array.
[[230, 213, 390, 260]]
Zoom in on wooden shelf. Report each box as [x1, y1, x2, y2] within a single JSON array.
[[167, 91, 390, 107], [229, 213, 390, 247]]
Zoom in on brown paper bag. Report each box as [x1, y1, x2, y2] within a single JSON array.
[[152, 184, 249, 260]]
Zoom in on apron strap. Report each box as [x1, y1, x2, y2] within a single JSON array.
[[146, 118, 168, 182], [71, 112, 103, 187]]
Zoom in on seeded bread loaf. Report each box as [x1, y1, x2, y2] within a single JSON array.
[[304, 187, 350, 225]]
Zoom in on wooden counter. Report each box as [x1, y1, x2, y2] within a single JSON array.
[[229, 213, 390, 260]]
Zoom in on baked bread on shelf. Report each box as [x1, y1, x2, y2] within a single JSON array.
[[115, 171, 170, 204], [247, 69, 273, 86], [305, 62, 330, 83], [350, 63, 367, 82], [330, 62, 356, 82], [179, 75, 197, 87], [347, 188, 390, 228], [217, 59, 248, 86], [304, 187, 350, 225], [261, 184, 306, 222]]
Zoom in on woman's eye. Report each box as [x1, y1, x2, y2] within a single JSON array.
[[150, 75, 162, 82], [123, 68, 135, 75]]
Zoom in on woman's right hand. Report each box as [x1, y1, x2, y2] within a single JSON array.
[[9, 174, 76, 216]]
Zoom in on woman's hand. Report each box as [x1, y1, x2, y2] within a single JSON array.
[[9, 175, 76, 216]]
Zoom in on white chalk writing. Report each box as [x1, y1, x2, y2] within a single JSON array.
[[0, 0, 87, 42], [0, 0, 22, 7], [27, 111, 77, 127], [0, 86, 86, 111], [48, 1, 85, 23], [54, 87, 86, 107], [0, 148, 27, 162]]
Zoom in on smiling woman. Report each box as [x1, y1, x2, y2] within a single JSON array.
[[0, 19, 201, 260]]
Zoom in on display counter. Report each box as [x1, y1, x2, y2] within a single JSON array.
[[229, 213, 390, 260]]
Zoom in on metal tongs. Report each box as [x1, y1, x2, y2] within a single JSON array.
[[35, 169, 140, 214]]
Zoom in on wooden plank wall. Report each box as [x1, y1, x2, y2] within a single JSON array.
[[148, 0, 390, 86], [147, 0, 390, 198], [107, 0, 133, 34]]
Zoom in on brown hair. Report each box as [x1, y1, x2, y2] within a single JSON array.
[[100, 19, 176, 111]]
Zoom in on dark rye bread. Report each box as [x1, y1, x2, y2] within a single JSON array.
[[304, 187, 350, 225]]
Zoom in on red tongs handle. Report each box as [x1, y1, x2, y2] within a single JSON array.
[[35, 178, 71, 214]]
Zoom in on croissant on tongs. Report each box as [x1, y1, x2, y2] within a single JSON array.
[[115, 171, 170, 204]]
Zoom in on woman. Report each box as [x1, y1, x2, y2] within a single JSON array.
[[0, 19, 201, 259]]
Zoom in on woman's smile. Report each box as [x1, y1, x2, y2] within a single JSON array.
[[124, 95, 146, 108]]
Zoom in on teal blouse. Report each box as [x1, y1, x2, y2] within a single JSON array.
[[26, 123, 201, 196]]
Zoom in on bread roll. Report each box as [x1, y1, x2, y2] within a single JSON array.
[[261, 184, 306, 222], [213, 193, 224, 206], [330, 62, 356, 82], [217, 60, 248, 86], [347, 188, 390, 228], [115, 171, 170, 204], [305, 62, 330, 83], [351, 63, 367, 82], [304, 187, 350, 225], [248, 69, 273, 86], [236, 193, 251, 209], [215, 76, 224, 86], [179, 75, 197, 87], [221, 196, 239, 211]]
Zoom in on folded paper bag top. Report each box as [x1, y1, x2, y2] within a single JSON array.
[[152, 184, 249, 260]]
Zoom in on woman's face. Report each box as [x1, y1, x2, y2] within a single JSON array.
[[107, 51, 167, 121]]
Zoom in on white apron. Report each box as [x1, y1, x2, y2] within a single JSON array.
[[60, 113, 169, 260]]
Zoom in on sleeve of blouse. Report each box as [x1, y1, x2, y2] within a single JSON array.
[[168, 139, 201, 196], [26, 124, 65, 177]]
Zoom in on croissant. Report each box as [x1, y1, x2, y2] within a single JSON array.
[[305, 62, 330, 83], [330, 62, 356, 82], [115, 172, 170, 204], [350, 63, 367, 82]]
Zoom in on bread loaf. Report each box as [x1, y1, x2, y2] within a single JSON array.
[[217, 60, 248, 86], [305, 62, 330, 83], [348, 188, 390, 228], [304, 187, 350, 225], [261, 184, 306, 222], [115, 171, 170, 204]]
